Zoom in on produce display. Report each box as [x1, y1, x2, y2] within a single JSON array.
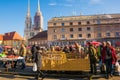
[[0, 53, 19, 59], [0, 53, 7, 58], [7, 55, 19, 58]]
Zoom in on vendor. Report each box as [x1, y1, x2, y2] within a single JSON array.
[[0, 46, 3, 53], [2, 49, 8, 55]]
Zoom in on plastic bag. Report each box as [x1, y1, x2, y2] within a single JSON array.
[[33, 63, 37, 71], [115, 61, 120, 72]]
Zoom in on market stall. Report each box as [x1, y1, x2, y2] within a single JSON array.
[[0, 53, 24, 72], [41, 51, 90, 72]]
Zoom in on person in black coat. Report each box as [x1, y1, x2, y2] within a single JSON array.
[[31, 44, 37, 62]]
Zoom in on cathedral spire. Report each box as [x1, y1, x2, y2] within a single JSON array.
[[37, 0, 40, 13], [27, 0, 30, 17]]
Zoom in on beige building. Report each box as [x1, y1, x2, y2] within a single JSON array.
[[48, 14, 120, 46]]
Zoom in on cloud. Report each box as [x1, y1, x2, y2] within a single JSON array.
[[90, 0, 102, 4], [48, 3, 72, 7], [48, 0, 73, 7], [48, 2, 57, 6]]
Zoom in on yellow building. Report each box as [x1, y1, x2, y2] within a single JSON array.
[[2, 31, 24, 46], [48, 14, 120, 46], [0, 34, 3, 45]]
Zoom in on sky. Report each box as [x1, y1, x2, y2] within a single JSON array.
[[0, 0, 120, 37]]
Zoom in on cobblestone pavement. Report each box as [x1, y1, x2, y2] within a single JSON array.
[[0, 63, 120, 80], [0, 73, 120, 80]]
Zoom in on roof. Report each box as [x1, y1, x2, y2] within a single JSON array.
[[48, 13, 120, 22], [29, 30, 47, 40], [3, 31, 23, 40], [0, 34, 3, 40]]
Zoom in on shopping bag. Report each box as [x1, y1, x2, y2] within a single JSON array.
[[115, 61, 120, 72], [101, 63, 106, 72], [33, 63, 37, 71]]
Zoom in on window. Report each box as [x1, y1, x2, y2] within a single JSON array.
[[106, 32, 110, 37], [61, 23, 64, 26], [70, 28, 73, 32], [87, 21, 90, 24], [53, 23, 56, 26], [97, 33, 101, 37], [61, 35, 65, 39], [78, 28, 82, 31], [87, 34, 91, 38], [26, 24, 28, 28], [78, 22, 81, 25], [87, 27, 91, 31], [70, 22, 73, 25], [53, 35, 57, 39], [53, 29, 57, 32], [115, 32, 120, 37], [97, 19, 101, 24], [78, 34, 82, 38], [70, 34, 74, 38], [30, 32, 34, 37], [61, 28, 65, 32]]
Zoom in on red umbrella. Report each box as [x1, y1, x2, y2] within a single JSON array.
[[90, 41, 101, 46], [4, 46, 12, 49]]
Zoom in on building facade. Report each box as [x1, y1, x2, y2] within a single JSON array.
[[0, 31, 24, 46], [24, 0, 43, 41], [28, 30, 48, 47], [0, 35, 3, 45], [48, 14, 120, 46]]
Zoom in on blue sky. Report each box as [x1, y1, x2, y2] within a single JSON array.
[[0, 0, 120, 37]]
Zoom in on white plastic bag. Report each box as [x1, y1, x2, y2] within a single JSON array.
[[33, 63, 37, 71], [115, 62, 120, 72]]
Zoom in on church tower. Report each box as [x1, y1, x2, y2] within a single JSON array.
[[24, 0, 32, 40], [24, 0, 43, 41], [34, 0, 43, 32]]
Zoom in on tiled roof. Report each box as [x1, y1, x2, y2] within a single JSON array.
[[29, 30, 47, 40], [3, 31, 23, 40]]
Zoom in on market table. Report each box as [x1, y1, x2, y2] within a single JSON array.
[[0, 57, 24, 72]]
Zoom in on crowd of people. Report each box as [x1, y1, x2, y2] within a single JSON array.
[[87, 41, 119, 79], [0, 43, 27, 70], [0, 41, 120, 80], [47, 41, 120, 79]]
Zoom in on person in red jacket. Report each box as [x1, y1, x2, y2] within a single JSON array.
[[101, 41, 117, 79]]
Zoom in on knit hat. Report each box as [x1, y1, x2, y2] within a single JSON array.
[[106, 41, 111, 46]]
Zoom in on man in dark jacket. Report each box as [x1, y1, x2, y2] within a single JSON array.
[[31, 44, 37, 62]]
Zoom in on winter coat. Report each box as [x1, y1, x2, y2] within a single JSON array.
[[101, 46, 117, 64], [19, 46, 26, 57], [88, 46, 98, 62], [31, 45, 37, 59], [34, 50, 42, 70]]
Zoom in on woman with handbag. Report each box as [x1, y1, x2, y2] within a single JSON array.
[[33, 46, 45, 80]]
